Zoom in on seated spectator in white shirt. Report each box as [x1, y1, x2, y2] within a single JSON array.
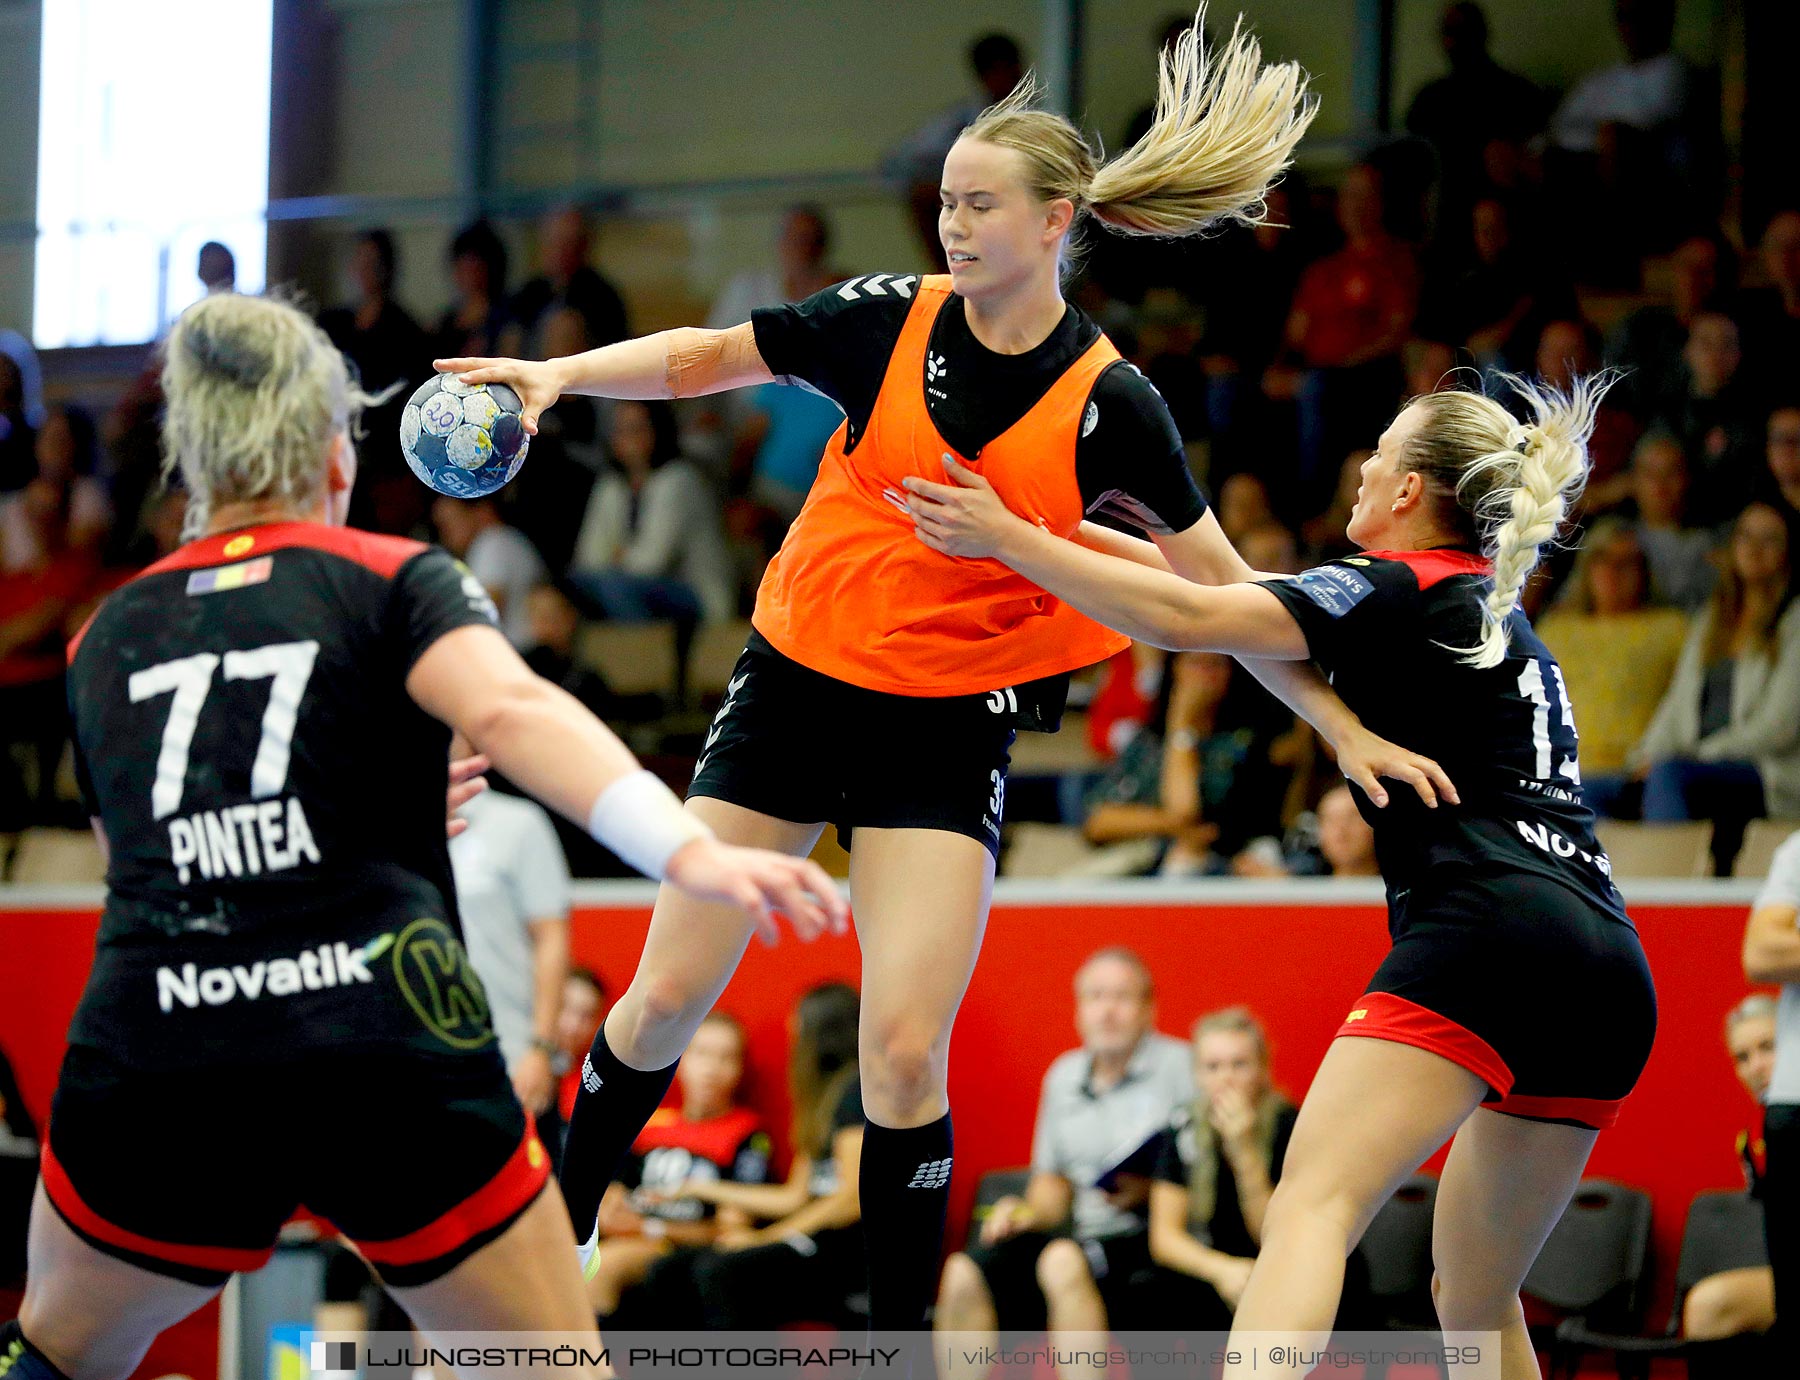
[[432, 494, 548, 650], [935, 948, 1191, 1368]]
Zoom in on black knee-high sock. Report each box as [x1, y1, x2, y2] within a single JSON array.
[[557, 1025, 679, 1237], [858, 1113, 954, 1332], [2, 1322, 73, 1380]]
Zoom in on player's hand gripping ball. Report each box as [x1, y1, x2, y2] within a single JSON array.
[[400, 375, 530, 498]]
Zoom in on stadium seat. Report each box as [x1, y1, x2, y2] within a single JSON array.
[[690, 619, 754, 698], [1554, 1189, 1770, 1380], [574, 621, 679, 698], [1732, 819, 1800, 879], [1593, 822, 1713, 879], [1522, 1179, 1653, 1379], [8, 828, 105, 885], [1358, 1174, 1438, 1330], [963, 1167, 1033, 1252], [1008, 711, 1102, 774], [1001, 823, 1103, 878]]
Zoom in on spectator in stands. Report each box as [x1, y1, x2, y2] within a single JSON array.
[[0, 355, 33, 494], [432, 494, 547, 650], [0, 330, 44, 433], [569, 399, 735, 626], [1081, 653, 1283, 877], [507, 306, 604, 572], [1630, 503, 1800, 854], [733, 374, 842, 532], [506, 205, 630, 355], [1145, 1007, 1298, 1327], [1530, 318, 1640, 513], [3, 406, 109, 572], [707, 205, 841, 330], [1302, 450, 1371, 563], [1404, 4, 1547, 254], [1539, 518, 1688, 818], [1675, 995, 1777, 1345], [627, 982, 866, 1330], [1427, 198, 1576, 373], [1547, 0, 1714, 267], [1237, 524, 1302, 578], [1628, 431, 1717, 609], [0, 476, 100, 828], [431, 219, 511, 362], [521, 586, 611, 719], [1743, 831, 1800, 1350], [1217, 473, 1276, 544], [1268, 164, 1421, 507], [1740, 211, 1800, 398], [553, 968, 609, 1140], [1655, 311, 1764, 526], [1196, 180, 1310, 477], [1609, 232, 1737, 418], [881, 33, 1024, 270], [1314, 784, 1379, 877], [448, 732, 570, 1125], [584, 1012, 772, 1316], [197, 241, 236, 295], [936, 949, 1190, 1362], [322, 228, 431, 535], [1765, 405, 1800, 521]]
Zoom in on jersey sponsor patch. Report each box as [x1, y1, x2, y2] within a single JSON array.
[[186, 557, 273, 596], [1293, 564, 1375, 617]]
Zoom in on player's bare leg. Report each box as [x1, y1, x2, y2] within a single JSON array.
[[849, 827, 994, 1332], [1431, 1108, 1599, 1380], [1222, 1039, 1487, 1379], [15, 1182, 222, 1380], [558, 798, 825, 1252]]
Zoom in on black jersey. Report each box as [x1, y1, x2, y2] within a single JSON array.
[[1259, 548, 1630, 924], [750, 275, 1208, 535], [64, 521, 501, 1070]]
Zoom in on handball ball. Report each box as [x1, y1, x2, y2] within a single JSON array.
[[400, 374, 530, 499]]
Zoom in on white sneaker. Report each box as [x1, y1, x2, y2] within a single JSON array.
[[577, 1225, 601, 1282]]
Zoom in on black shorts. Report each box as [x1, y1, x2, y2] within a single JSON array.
[[43, 1042, 549, 1288], [689, 635, 1016, 859], [965, 1229, 1159, 1334], [1337, 872, 1658, 1130]]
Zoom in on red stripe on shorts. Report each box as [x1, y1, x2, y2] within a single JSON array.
[[350, 1119, 551, 1268], [1485, 1091, 1626, 1130], [41, 1136, 277, 1274], [1336, 991, 1515, 1096]]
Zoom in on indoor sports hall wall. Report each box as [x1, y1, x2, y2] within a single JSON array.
[[0, 0, 1728, 339], [0, 878, 1767, 1375]]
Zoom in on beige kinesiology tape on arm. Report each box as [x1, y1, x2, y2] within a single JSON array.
[[662, 323, 768, 398]]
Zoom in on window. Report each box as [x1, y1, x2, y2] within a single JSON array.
[[34, 0, 272, 347]]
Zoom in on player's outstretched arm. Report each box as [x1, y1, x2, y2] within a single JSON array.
[[911, 463, 1459, 810], [408, 624, 847, 944], [437, 322, 773, 434]]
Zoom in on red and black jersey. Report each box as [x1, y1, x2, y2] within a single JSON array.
[[618, 1106, 773, 1223], [1259, 549, 1630, 924], [64, 521, 501, 1070]]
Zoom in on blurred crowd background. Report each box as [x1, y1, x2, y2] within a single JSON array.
[[1, 0, 1797, 879]]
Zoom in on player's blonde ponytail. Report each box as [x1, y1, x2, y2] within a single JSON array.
[[1406, 375, 1614, 668], [1086, 8, 1316, 236], [163, 292, 384, 538], [959, 5, 1315, 268]]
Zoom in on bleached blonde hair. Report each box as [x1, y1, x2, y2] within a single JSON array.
[[959, 5, 1315, 267], [162, 292, 384, 538], [1404, 374, 1617, 668]]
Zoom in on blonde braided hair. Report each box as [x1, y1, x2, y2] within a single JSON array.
[[1404, 373, 1616, 668]]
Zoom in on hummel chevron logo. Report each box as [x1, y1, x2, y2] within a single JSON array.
[[836, 274, 917, 301], [907, 1157, 953, 1189]]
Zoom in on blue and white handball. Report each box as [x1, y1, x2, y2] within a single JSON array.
[[400, 374, 530, 498]]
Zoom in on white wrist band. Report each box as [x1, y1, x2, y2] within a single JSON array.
[[586, 770, 713, 879]]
